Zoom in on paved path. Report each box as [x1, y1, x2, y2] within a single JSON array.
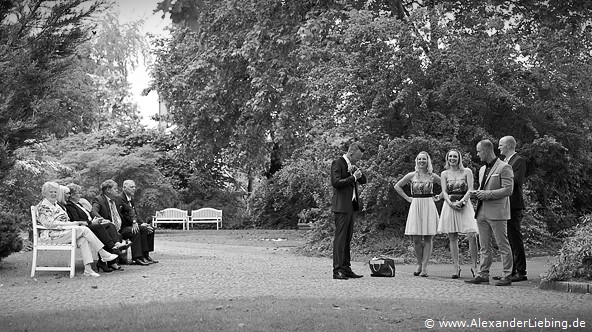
[[1, 234, 590, 321]]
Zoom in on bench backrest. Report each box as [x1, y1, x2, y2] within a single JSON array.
[[190, 208, 222, 220], [155, 208, 188, 220]]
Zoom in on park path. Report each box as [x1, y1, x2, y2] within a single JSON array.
[[1, 233, 590, 323]]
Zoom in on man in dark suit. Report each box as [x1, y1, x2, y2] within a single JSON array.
[[331, 142, 367, 280], [498, 136, 528, 281], [466, 139, 514, 286], [121, 179, 157, 264], [91, 179, 150, 266]]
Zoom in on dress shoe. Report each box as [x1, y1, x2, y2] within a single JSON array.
[[83, 270, 100, 277], [464, 276, 489, 284], [133, 258, 150, 266], [96, 261, 113, 273], [109, 262, 124, 271], [144, 255, 159, 264], [344, 271, 363, 278], [333, 271, 349, 280], [495, 277, 512, 286], [510, 274, 528, 282]]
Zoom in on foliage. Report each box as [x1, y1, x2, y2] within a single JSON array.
[[546, 215, 592, 281], [0, 0, 108, 179], [0, 206, 23, 262], [184, 1, 592, 260], [78, 8, 151, 131]]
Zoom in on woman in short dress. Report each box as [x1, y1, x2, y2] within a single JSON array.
[[36, 181, 119, 277], [394, 151, 441, 277], [438, 149, 479, 278]]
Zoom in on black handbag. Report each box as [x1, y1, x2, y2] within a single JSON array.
[[368, 257, 396, 277]]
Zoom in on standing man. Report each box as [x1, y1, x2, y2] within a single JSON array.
[[498, 136, 527, 281], [121, 180, 158, 264], [331, 142, 367, 280], [466, 139, 514, 286]]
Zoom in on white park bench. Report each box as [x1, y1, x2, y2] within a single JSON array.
[[189, 208, 222, 230], [30, 206, 77, 278], [152, 208, 189, 230]]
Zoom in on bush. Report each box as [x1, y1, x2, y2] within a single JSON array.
[[248, 151, 333, 229], [0, 207, 24, 262], [545, 215, 592, 281]]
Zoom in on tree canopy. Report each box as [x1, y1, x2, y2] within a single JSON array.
[[151, 0, 592, 232]]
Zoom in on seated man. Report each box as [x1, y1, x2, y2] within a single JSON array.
[[120, 179, 158, 264], [91, 179, 149, 266]]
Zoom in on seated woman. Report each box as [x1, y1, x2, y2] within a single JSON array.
[[36, 181, 118, 277], [64, 183, 129, 272]]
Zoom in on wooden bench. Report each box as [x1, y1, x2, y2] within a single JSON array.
[[152, 208, 189, 230], [30, 206, 77, 278], [189, 208, 222, 230]]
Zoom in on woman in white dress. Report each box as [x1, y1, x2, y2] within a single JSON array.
[[438, 149, 479, 278], [394, 151, 441, 277]]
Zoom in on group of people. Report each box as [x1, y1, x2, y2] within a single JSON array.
[[36, 179, 158, 277], [331, 137, 528, 286]]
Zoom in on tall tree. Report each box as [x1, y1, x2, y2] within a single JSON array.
[[78, 9, 151, 131], [0, 0, 108, 179]]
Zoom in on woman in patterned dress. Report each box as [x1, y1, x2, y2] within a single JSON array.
[[394, 151, 441, 277], [36, 181, 119, 277], [438, 149, 479, 278]]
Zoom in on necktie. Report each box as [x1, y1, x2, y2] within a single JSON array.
[[108, 199, 122, 230]]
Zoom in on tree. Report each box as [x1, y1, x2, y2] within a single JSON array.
[[150, 0, 592, 238], [78, 8, 151, 131], [0, 0, 109, 177], [0, 0, 111, 261]]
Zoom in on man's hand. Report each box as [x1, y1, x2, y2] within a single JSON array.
[[132, 222, 140, 234], [353, 169, 363, 180], [471, 190, 486, 200], [141, 223, 154, 234]]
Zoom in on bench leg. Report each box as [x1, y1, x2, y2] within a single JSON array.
[[31, 248, 38, 278]]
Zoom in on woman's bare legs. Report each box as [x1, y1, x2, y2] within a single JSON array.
[[412, 235, 423, 274], [421, 235, 433, 276], [449, 232, 460, 276]]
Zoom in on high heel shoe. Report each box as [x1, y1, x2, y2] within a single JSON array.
[[413, 268, 422, 276], [83, 270, 100, 277], [96, 260, 113, 273], [452, 268, 461, 279]]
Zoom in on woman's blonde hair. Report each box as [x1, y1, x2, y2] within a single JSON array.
[[414, 151, 433, 174], [57, 185, 70, 205], [444, 149, 465, 170]]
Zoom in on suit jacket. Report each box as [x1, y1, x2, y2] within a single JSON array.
[[120, 192, 140, 224], [331, 156, 367, 213], [91, 194, 131, 227], [505, 153, 526, 210], [65, 200, 92, 224], [477, 158, 514, 220]]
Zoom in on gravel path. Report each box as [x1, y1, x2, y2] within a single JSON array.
[[1, 230, 590, 329]]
